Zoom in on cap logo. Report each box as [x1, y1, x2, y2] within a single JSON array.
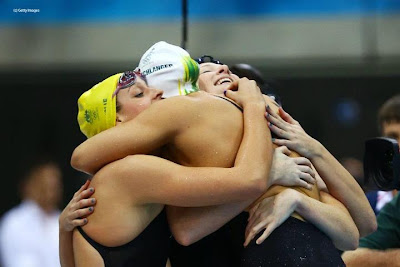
[[142, 63, 173, 76], [141, 47, 156, 65], [84, 109, 98, 124]]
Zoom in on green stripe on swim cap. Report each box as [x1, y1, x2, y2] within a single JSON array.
[[182, 56, 189, 82], [182, 56, 199, 83], [181, 56, 199, 94]]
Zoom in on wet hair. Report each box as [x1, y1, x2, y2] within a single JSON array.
[[378, 95, 400, 131], [195, 55, 223, 65], [230, 63, 282, 106]]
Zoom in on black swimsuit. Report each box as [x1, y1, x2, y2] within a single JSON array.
[[213, 94, 243, 111], [77, 209, 170, 267], [241, 217, 345, 267]]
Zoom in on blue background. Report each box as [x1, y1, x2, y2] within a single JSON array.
[[2, 0, 400, 25]]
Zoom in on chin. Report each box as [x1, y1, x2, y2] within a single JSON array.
[[211, 86, 229, 95]]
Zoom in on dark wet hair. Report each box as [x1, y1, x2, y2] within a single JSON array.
[[230, 63, 282, 106], [195, 55, 223, 65]]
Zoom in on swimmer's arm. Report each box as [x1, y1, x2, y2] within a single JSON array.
[[71, 98, 180, 175], [167, 202, 251, 246], [59, 181, 95, 267], [99, 152, 266, 206], [244, 188, 359, 251], [294, 191, 359, 250], [95, 87, 272, 205], [167, 148, 317, 246], [266, 107, 377, 237], [59, 231, 74, 267], [311, 147, 377, 237]]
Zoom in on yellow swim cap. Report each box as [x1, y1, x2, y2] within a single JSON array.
[[77, 73, 121, 138]]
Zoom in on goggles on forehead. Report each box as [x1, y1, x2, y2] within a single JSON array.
[[195, 55, 223, 65], [113, 70, 146, 97]]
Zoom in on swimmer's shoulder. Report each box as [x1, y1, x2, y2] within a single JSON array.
[[144, 92, 211, 125], [263, 94, 280, 114], [152, 91, 243, 118], [156, 91, 222, 108]]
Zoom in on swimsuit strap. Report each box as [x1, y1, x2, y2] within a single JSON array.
[[212, 94, 243, 111]]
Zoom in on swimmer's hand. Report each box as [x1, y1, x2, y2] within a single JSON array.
[[244, 189, 300, 247], [224, 78, 265, 108], [59, 180, 96, 232], [266, 107, 322, 159], [269, 146, 315, 190]]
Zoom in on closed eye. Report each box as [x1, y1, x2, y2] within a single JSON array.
[[135, 92, 144, 98]]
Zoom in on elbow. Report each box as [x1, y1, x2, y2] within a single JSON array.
[[169, 218, 200, 246], [346, 237, 359, 251], [174, 234, 194, 247], [367, 218, 378, 236], [336, 233, 359, 251], [70, 148, 81, 170], [340, 240, 359, 252], [71, 147, 95, 175], [359, 217, 377, 238], [171, 229, 197, 247]]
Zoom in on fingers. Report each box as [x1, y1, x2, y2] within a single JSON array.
[[299, 173, 316, 186], [226, 80, 239, 91], [71, 218, 89, 228], [265, 111, 288, 132], [248, 202, 260, 221], [294, 178, 313, 190], [255, 224, 275, 245], [278, 107, 298, 125], [244, 219, 270, 247], [298, 165, 315, 179], [73, 180, 90, 197], [72, 186, 95, 205], [76, 198, 96, 209], [224, 89, 236, 100], [268, 123, 289, 139], [275, 146, 291, 156], [73, 206, 95, 219], [79, 187, 95, 200], [272, 138, 289, 147], [293, 157, 312, 168], [246, 209, 261, 233]]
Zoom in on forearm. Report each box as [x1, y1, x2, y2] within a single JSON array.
[[167, 199, 252, 246], [295, 191, 359, 250], [235, 103, 273, 187], [310, 143, 376, 236], [342, 248, 400, 267], [59, 230, 75, 267]]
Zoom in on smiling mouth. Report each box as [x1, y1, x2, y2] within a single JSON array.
[[215, 77, 233, 85]]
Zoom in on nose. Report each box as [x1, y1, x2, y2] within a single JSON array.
[[217, 64, 230, 74], [149, 87, 164, 100]]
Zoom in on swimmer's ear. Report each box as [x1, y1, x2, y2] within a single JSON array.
[[115, 115, 122, 125]]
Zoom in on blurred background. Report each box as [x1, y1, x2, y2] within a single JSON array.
[[1, 0, 399, 215]]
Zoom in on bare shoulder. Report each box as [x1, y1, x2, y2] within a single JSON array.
[[263, 94, 280, 114], [148, 91, 208, 112], [152, 91, 235, 116]]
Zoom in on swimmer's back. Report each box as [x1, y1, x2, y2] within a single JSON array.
[[164, 92, 320, 207], [162, 91, 244, 168]]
